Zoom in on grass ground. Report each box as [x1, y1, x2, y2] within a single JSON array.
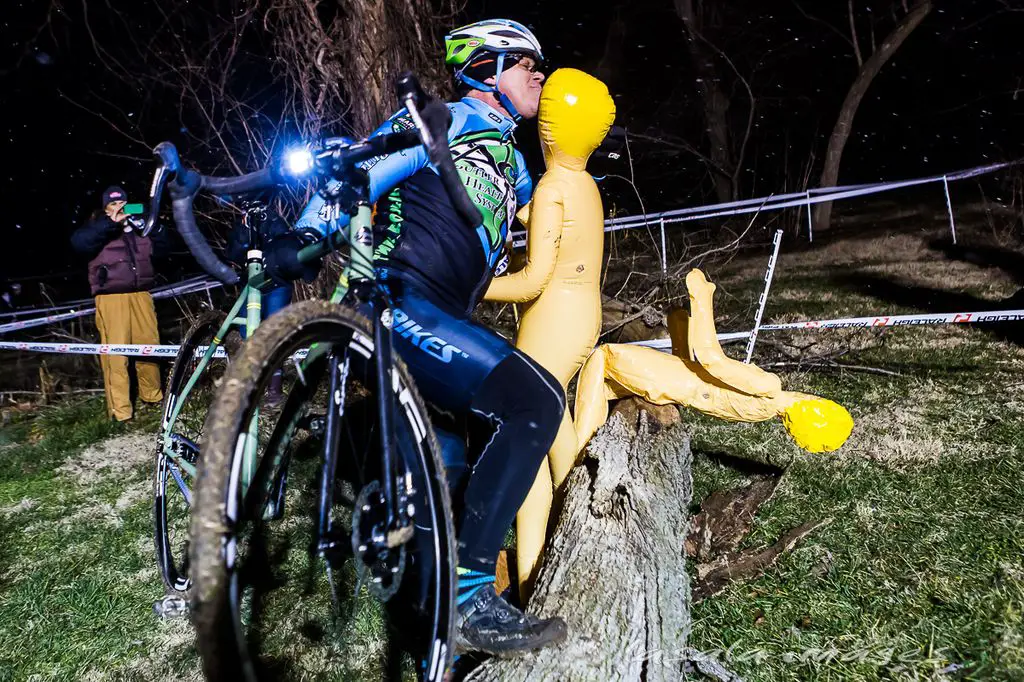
[[0, 401, 201, 681], [684, 226, 1024, 681], [0, 223, 1021, 680]]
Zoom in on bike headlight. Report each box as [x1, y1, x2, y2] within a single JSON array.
[[284, 147, 314, 176]]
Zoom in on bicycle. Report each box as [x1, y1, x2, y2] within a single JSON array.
[[145, 74, 479, 681], [151, 199, 281, 608]]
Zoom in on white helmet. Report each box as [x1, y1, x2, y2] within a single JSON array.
[[444, 19, 543, 68], [444, 19, 543, 120]]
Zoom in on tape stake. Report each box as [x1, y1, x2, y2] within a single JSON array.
[[805, 191, 813, 243], [942, 175, 957, 245], [659, 218, 668, 276], [745, 230, 783, 363]]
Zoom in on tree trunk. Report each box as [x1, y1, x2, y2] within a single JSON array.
[[267, 0, 455, 138], [812, 0, 933, 231], [595, 6, 627, 90], [675, 0, 734, 203], [467, 406, 693, 681]]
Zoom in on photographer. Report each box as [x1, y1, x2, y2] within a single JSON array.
[[71, 185, 163, 422]]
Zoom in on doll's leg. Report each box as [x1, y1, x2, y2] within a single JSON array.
[[684, 269, 781, 397], [572, 345, 617, 457], [515, 459, 554, 600]]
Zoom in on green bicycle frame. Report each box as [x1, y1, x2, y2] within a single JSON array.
[[238, 204, 375, 509], [161, 206, 374, 502], [161, 257, 265, 483]]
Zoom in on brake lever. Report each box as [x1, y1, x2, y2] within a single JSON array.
[[144, 142, 183, 237]]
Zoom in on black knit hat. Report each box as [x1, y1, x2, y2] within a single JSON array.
[[102, 185, 127, 207]]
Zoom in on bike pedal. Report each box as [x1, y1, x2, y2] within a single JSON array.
[[299, 414, 327, 434], [153, 594, 189, 619]]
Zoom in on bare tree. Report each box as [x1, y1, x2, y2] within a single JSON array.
[[811, 0, 933, 231], [72, 0, 461, 294], [673, 0, 756, 203], [265, 0, 461, 138], [75, 0, 462, 172]]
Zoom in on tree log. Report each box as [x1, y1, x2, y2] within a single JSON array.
[[467, 406, 693, 681]]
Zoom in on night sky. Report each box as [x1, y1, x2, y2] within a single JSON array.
[[2, 0, 1021, 300]]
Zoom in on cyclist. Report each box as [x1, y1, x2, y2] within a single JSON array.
[[281, 19, 569, 657]]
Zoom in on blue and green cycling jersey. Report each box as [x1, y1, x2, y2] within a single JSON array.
[[296, 97, 532, 313]]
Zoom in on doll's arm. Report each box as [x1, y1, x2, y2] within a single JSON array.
[[485, 183, 563, 303]]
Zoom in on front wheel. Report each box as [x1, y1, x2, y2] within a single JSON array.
[[190, 300, 456, 681]]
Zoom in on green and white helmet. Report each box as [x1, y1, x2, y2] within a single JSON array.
[[445, 19, 543, 67], [444, 19, 543, 120]]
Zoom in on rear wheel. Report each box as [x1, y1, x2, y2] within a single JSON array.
[[190, 300, 456, 681], [153, 311, 240, 595]]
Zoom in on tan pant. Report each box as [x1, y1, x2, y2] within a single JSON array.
[[95, 292, 164, 421]]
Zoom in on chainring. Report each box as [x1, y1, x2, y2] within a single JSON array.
[[351, 481, 406, 601], [168, 433, 199, 464]]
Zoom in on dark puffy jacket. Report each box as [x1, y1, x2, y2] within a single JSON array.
[[71, 215, 155, 295]]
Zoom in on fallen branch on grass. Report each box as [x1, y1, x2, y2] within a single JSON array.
[[685, 476, 831, 603], [762, 360, 903, 377]]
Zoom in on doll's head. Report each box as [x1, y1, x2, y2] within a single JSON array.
[[538, 68, 616, 169], [781, 397, 854, 453]]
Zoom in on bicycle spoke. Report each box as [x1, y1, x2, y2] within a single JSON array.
[[191, 302, 455, 680]]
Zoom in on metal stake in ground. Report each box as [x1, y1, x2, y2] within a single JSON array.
[[659, 218, 667, 276], [942, 175, 958, 245], [744, 229, 783, 364], [805, 191, 813, 242]]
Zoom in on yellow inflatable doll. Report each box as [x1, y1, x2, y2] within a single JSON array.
[[574, 269, 855, 455], [484, 68, 615, 597]]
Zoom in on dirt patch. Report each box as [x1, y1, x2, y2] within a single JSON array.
[[844, 409, 947, 468], [115, 480, 151, 511], [58, 432, 153, 486], [48, 433, 154, 530], [839, 380, 985, 469], [0, 497, 37, 517]]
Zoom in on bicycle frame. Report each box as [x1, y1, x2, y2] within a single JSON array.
[[160, 160, 417, 586], [160, 257, 265, 489], [315, 194, 409, 555]]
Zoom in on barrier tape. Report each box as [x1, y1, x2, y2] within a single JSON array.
[[0, 275, 214, 319], [627, 307, 1024, 350], [4, 307, 1022, 358], [510, 158, 1020, 247], [0, 280, 223, 335], [0, 341, 312, 361]]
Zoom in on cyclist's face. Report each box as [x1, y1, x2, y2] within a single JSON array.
[[496, 56, 545, 119]]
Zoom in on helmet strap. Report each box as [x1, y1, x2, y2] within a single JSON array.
[[493, 53, 522, 121], [455, 52, 522, 122]]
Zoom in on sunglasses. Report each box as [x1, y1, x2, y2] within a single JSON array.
[[507, 53, 543, 74]]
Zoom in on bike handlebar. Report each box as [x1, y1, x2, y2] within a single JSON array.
[[147, 142, 243, 285], [395, 72, 482, 229], [146, 73, 481, 286], [202, 168, 280, 197]]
